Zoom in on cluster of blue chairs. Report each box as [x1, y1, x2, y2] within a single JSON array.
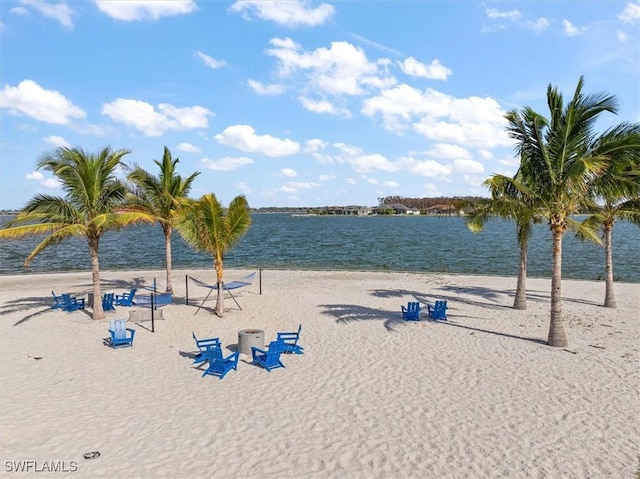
[[401, 300, 448, 321], [101, 289, 137, 312], [51, 291, 85, 312], [192, 324, 304, 380]]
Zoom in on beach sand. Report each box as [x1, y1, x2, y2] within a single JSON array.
[[0, 269, 638, 479]]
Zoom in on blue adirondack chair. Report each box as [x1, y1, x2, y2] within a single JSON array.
[[61, 293, 85, 312], [277, 324, 304, 354], [115, 289, 136, 307], [401, 301, 421, 321], [192, 332, 221, 364], [428, 300, 448, 320], [252, 340, 287, 372], [201, 347, 240, 379], [108, 319, 135, 348], [102, 293, 116, 311], [51, 291, 64, 309]]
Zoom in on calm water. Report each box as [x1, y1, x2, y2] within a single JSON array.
[[0, 214, 638, 282]]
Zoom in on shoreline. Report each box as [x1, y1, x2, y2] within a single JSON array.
[[1, 266, 639, 286], [1, 269, 638, 478]]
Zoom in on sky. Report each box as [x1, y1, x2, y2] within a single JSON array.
[[1, 1, 639, 210]]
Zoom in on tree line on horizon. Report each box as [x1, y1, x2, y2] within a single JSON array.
[[0, 76, 638, 349]]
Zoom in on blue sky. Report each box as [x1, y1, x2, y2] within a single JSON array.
[[1, 1, 639, 210]]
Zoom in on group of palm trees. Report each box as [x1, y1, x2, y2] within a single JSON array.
[[0, 146, 251, 320], [0, 77, 637, 348], [467, 77, 640, 347]]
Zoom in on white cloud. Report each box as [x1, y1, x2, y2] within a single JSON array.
[[619, 1, 640, 24], [18, 0, 74, 28], [319, 174, 335, 181], [247, 80, 285, 96], [26, 170, 60, 188], [383, 180, 399, 187], [425, 143, 472, 160], [299, 97, 350, 117], [0, 80, 86, 125], [230, 0, 335, 27], [43, 135, 71, 148], [362, 84, 511, 148], [304, 138, 328, 152], [176, 142, 201, 153], [10, 7, 29, 15], [453, 159, 485, 174], [214, 124, 300, 157], [101, 99, 212, 136], [349, 153, 397, 173], [562, 19, 584, 37], [280, 181, 320, 194], [236, 182, 252, 194], [196, 51, 226, 69], [527, 17, 550, 33], [201, 156, 254, 171], [617, 30, 630, 42], [399, 57, 452, 80], [26, 171, 44, 180], [265, 37, 395, 96], [404, 157, 452, 178], [486, 8, 521, 21], [281, 168, 297, 177], [94, 0, 197, 21]]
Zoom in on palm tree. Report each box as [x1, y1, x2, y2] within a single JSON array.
[[125, 146, 201, 293], [581, 150, 640, 307], [466, 175, 539, 310], [176, 193, 251, 316], [0, 147, 154, 320], [500, 76, 640, 347]]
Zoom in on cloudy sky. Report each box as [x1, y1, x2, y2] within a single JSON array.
[[1, 0, 639, 209]]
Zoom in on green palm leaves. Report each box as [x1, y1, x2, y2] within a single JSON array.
[[0, 147, 141, 320], [176, 194, 251, 316], [480, 76, 640, 347], [125, 147, 200, 293]]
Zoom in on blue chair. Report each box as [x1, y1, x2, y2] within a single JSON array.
[[252, 340, 287, 372], [61, 293, 85, 312], [102, 293, 115, 311], [115, 289, 136, 307], [201, 347, 239, 379], [401, 302, 421, 321], [108, 319, 135, 348], [428, 300, 448, 320], [51, 291, 64, 309], [192, 332, 221, 364], [277, 324, 304, 354]]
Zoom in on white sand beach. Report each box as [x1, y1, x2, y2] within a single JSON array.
[[0, 269, 638, 479]]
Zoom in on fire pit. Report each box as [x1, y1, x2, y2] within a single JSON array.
[[238, 329, 265, 355]]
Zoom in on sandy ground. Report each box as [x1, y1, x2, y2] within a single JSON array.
[[0, 269, 638, 479]]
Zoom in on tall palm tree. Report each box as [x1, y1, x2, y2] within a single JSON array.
[[466, 175, 539, 310], [581, 150, 640, 307], [0, 147, 154, 320], [176, 193, 251, 317], [125, 146, 201, 293], [500, 76, 640, 347]]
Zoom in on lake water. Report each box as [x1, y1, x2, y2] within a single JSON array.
[[0, 213, 638, 282]]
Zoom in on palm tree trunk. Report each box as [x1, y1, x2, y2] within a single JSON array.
[[548, 228, 568, 347], [89, 237, 105, 320], [164, 226, 173, 294], [513, 242, 527, 310], [603, 223, 616, 308], [214, 257, 224, 317]]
